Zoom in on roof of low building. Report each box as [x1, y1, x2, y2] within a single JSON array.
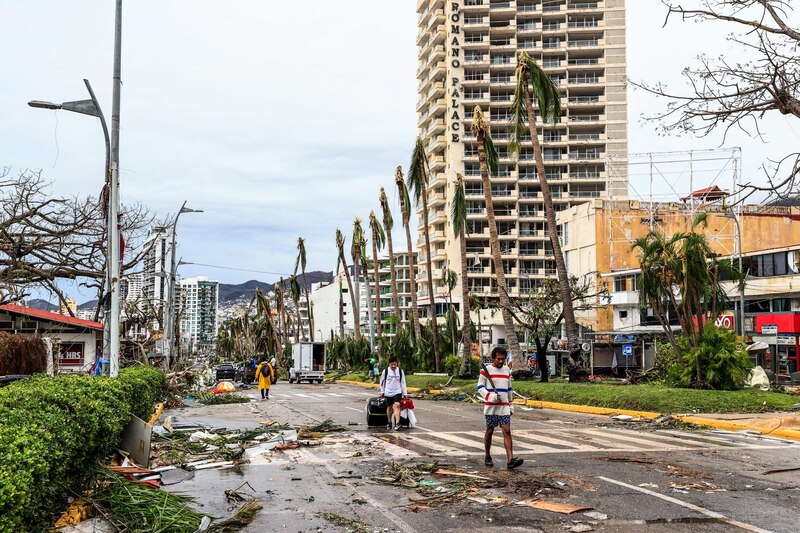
[[0, 303, 103, 331]]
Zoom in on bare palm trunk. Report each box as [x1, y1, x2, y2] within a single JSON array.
[[338, 251, 361, 340], [476, 131, 523, 368], [420, 187, 441, 372], [397, 176, 422, 340], [370, 236, 383, 341], [523, 82, 578, 350], [294, 301, 301, 343], [338, 279, 345, 338], [385, 222, 402, 331], [301, 269, 313, 342], [457, 226, 473, 377]]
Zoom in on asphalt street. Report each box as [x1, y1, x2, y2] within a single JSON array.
[[162, 381, 800, 533]]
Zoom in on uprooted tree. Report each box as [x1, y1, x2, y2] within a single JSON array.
[[634, 1, 800, 201], [503, 274, 609, 382], [0, 167, 153, 313]]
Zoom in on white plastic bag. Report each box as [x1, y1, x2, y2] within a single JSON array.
[[401, 408, 417, 427]]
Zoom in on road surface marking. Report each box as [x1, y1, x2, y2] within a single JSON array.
[[391, 432, 465, 455], [598, 476, 774, 533], [425, 431, 489, 450], [342, 406, 363, 413], [579, 428, 697, 450], [514, 430, 599, 451]]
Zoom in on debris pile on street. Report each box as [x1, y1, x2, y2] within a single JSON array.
[[298, 417, 347, 439], [368, 460, 596, 516], [151, 417, 297, 471], [194, 391, 251, 405]]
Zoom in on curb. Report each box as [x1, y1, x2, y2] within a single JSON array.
[[672, 414, 800, 442], [520, 400, 663, 420]]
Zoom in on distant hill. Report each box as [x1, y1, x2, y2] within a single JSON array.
[[218, 271, 332, 303], [25, 299, 59, 312]]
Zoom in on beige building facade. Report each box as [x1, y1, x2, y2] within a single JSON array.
[[415, 0, 628, 311]]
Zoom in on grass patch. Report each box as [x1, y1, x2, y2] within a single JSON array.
[[495, 382, 798, 414]]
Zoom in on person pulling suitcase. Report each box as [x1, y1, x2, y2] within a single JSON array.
[[379, 356, 407, 430]]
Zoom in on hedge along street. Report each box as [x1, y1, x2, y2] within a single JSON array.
[[0, 366, 164, 533]]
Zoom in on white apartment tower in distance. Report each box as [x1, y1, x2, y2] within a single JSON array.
[[178, 276, 219, 352], [415, 0, 627, 308]]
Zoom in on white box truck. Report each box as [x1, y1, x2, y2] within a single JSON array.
[[289, 342, 326, 384]]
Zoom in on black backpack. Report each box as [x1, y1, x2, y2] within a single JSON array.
[[381, 367, 404, 388]]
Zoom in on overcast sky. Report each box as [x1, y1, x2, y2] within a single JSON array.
[[1, 1, 795, 302]]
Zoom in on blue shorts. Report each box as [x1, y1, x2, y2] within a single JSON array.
[[485, 414, 511, 428]]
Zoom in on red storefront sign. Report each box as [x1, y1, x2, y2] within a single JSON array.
[[755, 313, 800, 334], [58, 342, 85, 366]]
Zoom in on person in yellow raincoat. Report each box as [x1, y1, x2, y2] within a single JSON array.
[[255, 358, 275, 400]]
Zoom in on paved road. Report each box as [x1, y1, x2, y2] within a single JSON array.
[[164, 382, 800, 533]]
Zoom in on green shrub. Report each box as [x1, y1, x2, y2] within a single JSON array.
[[669, 325, 752, 390], [444, 355, 461, 376], [0, 366, 164, 532]]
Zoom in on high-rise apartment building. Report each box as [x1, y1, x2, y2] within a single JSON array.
[[143, 227, 174, 307], [178, 276, 219, 352], [415, 0, 627, 309], [377, 251, 418, 336]]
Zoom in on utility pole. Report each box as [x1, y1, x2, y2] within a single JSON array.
[[108, 0, 123, 377]]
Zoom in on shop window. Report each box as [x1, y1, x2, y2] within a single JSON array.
[[774, 252, 788, 276], [772, 298, 790, 312], [619, 310, 628, 319], [746, 299, 770, 313]]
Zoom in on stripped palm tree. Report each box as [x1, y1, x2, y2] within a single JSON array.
[[368, 210, 386, 342], [337, 277, 345, 338], [255, 288, 282, 359], [289, 275, 303, 343], [351, 217, 370, 344], [395, 166, 421, 340], [473, 106, 523, 368], [509, 51, 578, 355], [275, 277, 289, 343], [452, 174, 473, 377], [380, 187, 402, 331], [336, 229, 360, 340], [408, 139, 441, 372], [295, 237, 313, 342]]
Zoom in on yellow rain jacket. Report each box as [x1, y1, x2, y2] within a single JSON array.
[[256, 362, 274, 390]]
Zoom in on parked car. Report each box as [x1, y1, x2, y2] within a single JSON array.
[[234, 361, 257, 384], [214, 362, 236, 382]]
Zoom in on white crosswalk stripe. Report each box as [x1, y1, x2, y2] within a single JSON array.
[[353, 426, 800, 457]]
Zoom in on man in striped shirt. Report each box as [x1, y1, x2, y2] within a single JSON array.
[[477, 346, 523, 470]]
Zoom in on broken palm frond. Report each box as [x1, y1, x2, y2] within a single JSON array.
[[195, 392, 251, 405], [372, 461, 442, 488], [207, 500, 262, 532], [319, 513, 370, 533], [91, 470, 209, 533], [422, 391, 476, 402], [298, 418, 346, 439]]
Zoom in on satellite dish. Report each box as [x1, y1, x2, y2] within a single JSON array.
[[581, 342, 591, 352]]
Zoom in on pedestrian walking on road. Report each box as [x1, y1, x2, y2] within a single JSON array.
[[255, 358, 275, 400], [379, 356, 407, 430], [478, 346, 523, 470]]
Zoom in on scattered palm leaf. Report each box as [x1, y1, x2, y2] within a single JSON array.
[[195, 392, 251, 405], [208, 500, 262, 532], [319, 513, 370, 533], [92, 470, 209, 533]]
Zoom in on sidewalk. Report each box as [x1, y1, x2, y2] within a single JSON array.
[[335, 379, 800, 442]]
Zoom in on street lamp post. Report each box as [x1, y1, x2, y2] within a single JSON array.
[[29, 79, 115, 372], [719, 210, 746, 339], [163, 204, 202, 369]]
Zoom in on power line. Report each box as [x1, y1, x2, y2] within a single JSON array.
[[186, 262, 292, 277]]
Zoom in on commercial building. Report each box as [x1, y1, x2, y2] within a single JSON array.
[[0, 303, 103, 373], [558, 199, 800, 376], [415, 0, 628, 311], [177, 276, 219, 352]]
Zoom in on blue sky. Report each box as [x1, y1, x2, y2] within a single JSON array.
[[0, 1, 795, 302]]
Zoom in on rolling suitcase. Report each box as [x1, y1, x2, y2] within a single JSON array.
[[365, 397, 388, 427]]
